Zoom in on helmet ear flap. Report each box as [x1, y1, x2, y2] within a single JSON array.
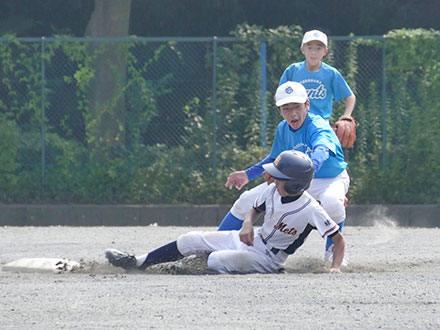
[[284, 180, 302, 195], [284, 178, 312, 195]]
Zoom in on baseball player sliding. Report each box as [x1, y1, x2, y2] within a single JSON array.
[[219, 80, 350, 266], [106, 150, 346, 274]]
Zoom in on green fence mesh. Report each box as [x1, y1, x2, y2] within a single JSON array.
[[0, 34, 439, 204]]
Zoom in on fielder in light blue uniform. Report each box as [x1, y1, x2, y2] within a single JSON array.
[[270, 113, 347, 178], [279, 61, 353, 120], [279, 29, 356, 121], [220, 81, 350, 264]]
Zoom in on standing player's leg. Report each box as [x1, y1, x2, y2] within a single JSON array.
[[307, 170, 350, 262], [217, 183, 267, 230]]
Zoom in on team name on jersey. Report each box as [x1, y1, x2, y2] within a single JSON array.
[[300, 79, 327, 100], [306, 84, 327, 100], [274, 221, 298, 235], [293, 143, 313, 157]]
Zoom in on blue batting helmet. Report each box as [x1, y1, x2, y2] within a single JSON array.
[[263, 150, 315, 194]]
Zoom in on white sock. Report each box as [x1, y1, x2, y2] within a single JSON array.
[[136, 253, 148, 267]]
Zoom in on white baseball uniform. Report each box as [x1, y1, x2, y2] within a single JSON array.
[[230, 169, 350, 225], [177, 184, 339, 274]]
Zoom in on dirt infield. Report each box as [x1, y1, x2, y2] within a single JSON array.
[[1, 222, 440, 329]]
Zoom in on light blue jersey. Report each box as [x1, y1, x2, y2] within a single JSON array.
[[279, 61, 353, 119], [270, 113, 347, 178]]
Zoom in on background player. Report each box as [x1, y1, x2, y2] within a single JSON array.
[[219, 81, 349, 264], [106, 150, 346, 274], [280, 29, 356, 123]]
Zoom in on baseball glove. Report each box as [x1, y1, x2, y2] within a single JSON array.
[[333, 115, 359, 148]]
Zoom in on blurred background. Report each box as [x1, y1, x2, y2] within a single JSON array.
[[0, 0, 439, 205], [1, 0, 439, 37]]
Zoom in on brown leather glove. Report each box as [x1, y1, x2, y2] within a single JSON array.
[[332, 115, 359, 148]]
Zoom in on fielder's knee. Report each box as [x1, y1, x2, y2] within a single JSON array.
[[320, 195, 346, 224]]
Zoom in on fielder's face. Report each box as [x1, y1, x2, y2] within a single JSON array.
[[301, 41, 328, 70], [278, 101, 310, 130]]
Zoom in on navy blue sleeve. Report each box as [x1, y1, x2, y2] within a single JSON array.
[[245, 155, 275, 181]]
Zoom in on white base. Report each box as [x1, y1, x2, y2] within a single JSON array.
[[2, 258, 81, 273]]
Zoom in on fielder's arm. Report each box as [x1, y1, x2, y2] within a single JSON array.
[[225, 155, 275, 190], [225, 171, 249, 190], [342, 94, 356, 117]]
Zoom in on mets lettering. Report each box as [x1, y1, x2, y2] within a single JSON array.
[[274, 222, 298, 235]]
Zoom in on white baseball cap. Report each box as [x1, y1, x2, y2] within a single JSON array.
[[301, 30, 328, 47], [275, 81, 308, 107]]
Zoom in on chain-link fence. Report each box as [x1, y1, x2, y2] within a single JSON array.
[[0, 33, 439, 204]]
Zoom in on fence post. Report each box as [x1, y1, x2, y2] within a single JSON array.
[[41, 37, 47, 185], [381, 40, 387, 169], [259, 41, 267, 148], [212, 36, 218, 178]]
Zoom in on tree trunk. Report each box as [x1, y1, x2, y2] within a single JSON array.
[[84, 0, 131, 159]]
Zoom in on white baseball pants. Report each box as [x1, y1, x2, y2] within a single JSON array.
[[176, 230, 287, 274]]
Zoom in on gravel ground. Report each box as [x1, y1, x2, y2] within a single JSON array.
[[1, 221, 440, 330]]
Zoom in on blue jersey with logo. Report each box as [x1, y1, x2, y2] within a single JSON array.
[[270, 113, 347, 178], [279, 61, 353, 119]]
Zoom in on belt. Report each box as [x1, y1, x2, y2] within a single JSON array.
[[260, 234, 280, 255]]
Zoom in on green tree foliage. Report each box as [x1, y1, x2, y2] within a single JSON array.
[[0, 119, 20, 199], [341, 29, 440, 205], [380, 29, 440, 203], [0, 27, 439, 205], [211, 24, 303, 150]]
